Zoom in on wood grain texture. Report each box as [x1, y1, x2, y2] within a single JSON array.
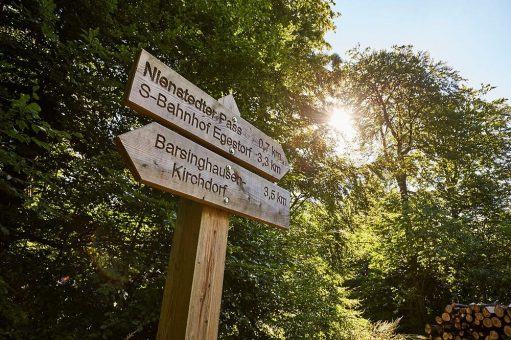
[[116, 122, 290, 229], [217, 94, 240, 116], [123, 49, 289, 181], [157, 199, 229, 340]]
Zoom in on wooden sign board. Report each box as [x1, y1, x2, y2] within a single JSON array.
[[116, 122, 290, 229], [123, 49, 289, 181]]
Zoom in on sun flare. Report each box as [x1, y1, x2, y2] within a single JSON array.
[[328, 107, 356, 140]]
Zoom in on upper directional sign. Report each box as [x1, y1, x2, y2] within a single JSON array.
[[123, 49, 289, 181], [116, 122, 290, 229]]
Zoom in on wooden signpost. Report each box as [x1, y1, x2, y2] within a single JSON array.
[[117, 50, 290, 339], [115, 122, 289, 229], [124, 49, 289, 181]]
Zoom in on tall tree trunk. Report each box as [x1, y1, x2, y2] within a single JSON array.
[[396, 173, 408, 201]]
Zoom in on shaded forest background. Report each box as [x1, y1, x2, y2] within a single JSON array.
[[1, 0, 510, 339]]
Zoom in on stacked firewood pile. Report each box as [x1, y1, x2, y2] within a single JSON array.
[[425, 303, 511, 339]]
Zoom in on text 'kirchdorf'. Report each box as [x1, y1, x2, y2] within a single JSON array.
[[115, 121, 291, 228], [155, 133, 247, 197]]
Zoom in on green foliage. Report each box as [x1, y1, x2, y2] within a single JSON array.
[[338, 46, 511, 333], [369, 318, 406, 340], [0, 0, 378, 339], [4, 0, 508, 337], [221, 206, 371, 339]]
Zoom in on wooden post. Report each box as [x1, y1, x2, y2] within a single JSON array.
[[157, 96, 236, 339], [117, 69, 290, 338], [157, 198, 230, 340]]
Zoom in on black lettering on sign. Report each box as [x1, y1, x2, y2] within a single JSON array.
[[126, 50, 290, 181], [171, 163, 227, 197], [140, 84, 215, 135], [154, 134, 246, 187], [264, 186, 287, 207], [116, 122, 290, 228]]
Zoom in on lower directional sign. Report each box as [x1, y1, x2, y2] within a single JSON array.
[[115, 122, 290, 229]]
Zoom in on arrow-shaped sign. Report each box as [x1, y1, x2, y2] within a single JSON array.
[[116, 122, 290, 229], [123, 49, 289, 181]]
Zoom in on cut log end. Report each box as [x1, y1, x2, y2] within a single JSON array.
[[427, 303, 511, 339], [445, 303, 454, 314], [504, 324, 511, 337], [483, 317, 493, 328], [495, 304, 505, 318], [491, 316, 502, 328]]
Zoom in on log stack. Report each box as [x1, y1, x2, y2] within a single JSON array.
[[425, 303, 511, 339]]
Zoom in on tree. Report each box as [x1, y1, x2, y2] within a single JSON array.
[[1, 1, 376, 338], [337, 46, 511, 332], [339, 45, 463, 200]]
